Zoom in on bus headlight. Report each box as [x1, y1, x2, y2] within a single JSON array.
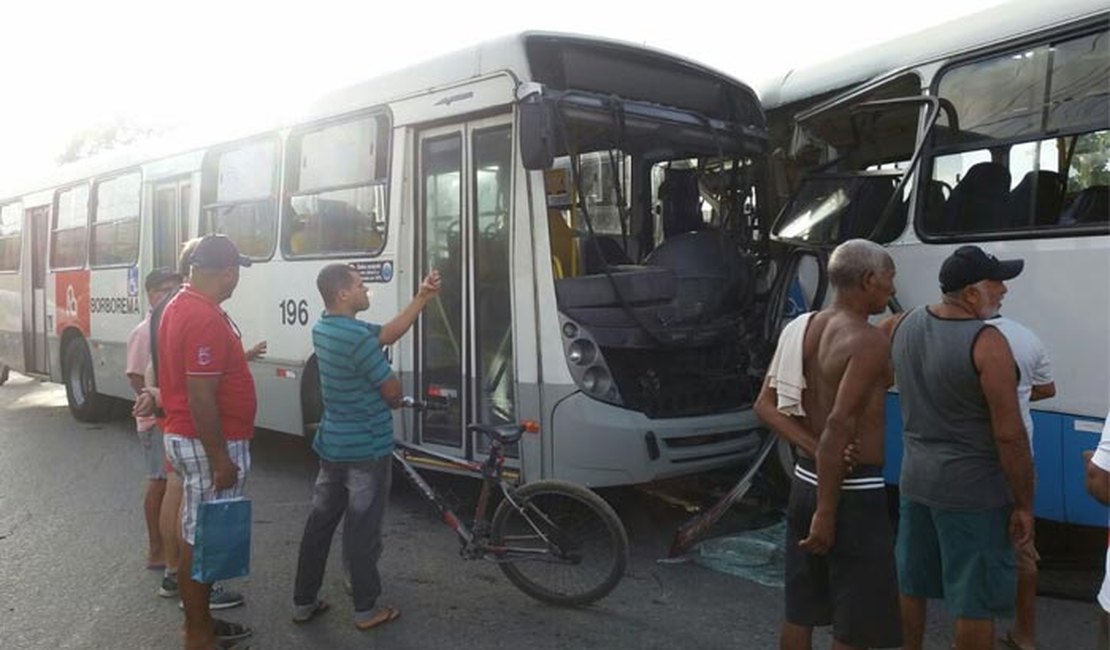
[[567, 340, 596, 366], [582, 366, 612, 395]]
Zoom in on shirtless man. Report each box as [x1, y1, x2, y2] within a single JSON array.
[[755, 239, 902, 650]]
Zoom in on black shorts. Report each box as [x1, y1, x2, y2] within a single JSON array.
[[785, 457, 902, 648]]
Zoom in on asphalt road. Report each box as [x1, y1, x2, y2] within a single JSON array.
[[0, 373, 1103, 649]]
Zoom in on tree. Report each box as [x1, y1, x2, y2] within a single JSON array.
[[56, 115, 169, 165]]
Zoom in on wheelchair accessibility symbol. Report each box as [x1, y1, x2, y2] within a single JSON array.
[[127, 267, 140, 297]]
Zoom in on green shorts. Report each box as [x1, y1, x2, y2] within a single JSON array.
[[895, 497, 1017, 619]]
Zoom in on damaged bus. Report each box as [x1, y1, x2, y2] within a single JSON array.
[[760, 0, 1109, 524], [0, 33, 788, 487]]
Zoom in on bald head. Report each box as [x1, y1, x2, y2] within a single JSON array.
[[828, 239, 893, 291]]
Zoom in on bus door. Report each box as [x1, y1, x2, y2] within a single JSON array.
[[152, 178, 191, 271], [22, 206, 50, 374], [415, 116, 517, 460]]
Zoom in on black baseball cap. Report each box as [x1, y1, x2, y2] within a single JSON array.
[[939, 245, 1023, 293], [189, 234, 252, 269], [144, 267, 183, 292]]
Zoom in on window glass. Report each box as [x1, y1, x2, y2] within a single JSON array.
[[472, 126, 515, 448], [926, 130, 1110, 234], [217, 141, 275, 201], [91, 172, 140, 266], [203, 139, 278, 259], [53, 185, 89, 268], [284, 115, 390, 257], [298, 118, 380, 191], [0, 202, 22, 272], [924, 29, 1110, 237], [1047, 31, 1110, 132]]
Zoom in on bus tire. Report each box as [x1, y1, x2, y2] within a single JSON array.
[[0, 364, 9, 386], [63, 337, 111, 423]]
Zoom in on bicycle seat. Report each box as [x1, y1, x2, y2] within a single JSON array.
[[466, 423, 524, 445]]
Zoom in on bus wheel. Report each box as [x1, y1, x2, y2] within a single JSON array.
[[0, 364, 9, 386], [63, 337, 110, 422]]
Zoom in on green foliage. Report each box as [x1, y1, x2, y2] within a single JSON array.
[[55, 116, 167, 165]]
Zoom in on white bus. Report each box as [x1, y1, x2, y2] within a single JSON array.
[[760, 0, 1109, 525], [0, 32, 783, 487]]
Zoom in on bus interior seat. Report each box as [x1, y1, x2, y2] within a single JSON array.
[[547, 210, 578, 278], [659, 167, 705, 237], [842, 176, 897, 240], [920, 179, 949, 234], [1060, 185, 1110, 225], [1011, 170, 1064, 227], [942, 162, 1012, 232], [581, 235, 633, 274]]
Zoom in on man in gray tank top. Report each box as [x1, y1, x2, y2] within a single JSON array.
[[884, 245, 1034, 650]]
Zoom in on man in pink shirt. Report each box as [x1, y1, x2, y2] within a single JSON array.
[[126, 268, 183, 571]]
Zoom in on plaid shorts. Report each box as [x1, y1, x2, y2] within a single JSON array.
[[164, 434, 250, 545]]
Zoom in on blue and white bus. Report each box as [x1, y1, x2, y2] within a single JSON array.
[[760, 0, 1109, 525]]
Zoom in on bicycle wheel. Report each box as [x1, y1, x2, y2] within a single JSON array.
[[490, 479, 628, 606]]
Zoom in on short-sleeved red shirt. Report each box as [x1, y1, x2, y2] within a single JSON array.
[[157, 285, 257, 440]]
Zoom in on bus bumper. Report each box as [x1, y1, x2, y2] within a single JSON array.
[[550, 392, 765, 487]]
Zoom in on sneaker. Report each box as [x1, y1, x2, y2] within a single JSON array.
[[158, 573, 179, 598], [177, 583, 245, 610]]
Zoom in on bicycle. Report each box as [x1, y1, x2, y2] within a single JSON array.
[[393, 397, 629, 606]]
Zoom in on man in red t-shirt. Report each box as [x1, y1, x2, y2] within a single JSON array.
[[158, 234, 255, 649]]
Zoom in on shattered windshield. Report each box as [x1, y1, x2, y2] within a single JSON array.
[[772, 173, 904, 244]]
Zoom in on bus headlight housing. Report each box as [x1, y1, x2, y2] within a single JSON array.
[[559, 315, 622, 405], [567, 340, 596, 366]]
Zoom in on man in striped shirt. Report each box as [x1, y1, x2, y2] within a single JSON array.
[[293, 263, 440, 631]]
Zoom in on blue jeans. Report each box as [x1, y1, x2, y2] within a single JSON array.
[[293, 455, 392, 613]]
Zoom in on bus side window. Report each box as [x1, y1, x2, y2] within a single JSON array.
[[0, 202, 22, 272], [200, 138, 279, 260], [283, 114, 390, 258], [90, 172, 141, 267], [52, 184, 89, 269], [925, 28, 1109, 237]]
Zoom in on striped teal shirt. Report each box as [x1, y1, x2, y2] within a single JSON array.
[[312, 313, 395, 461]]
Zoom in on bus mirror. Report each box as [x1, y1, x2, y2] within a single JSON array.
[[519, 98, 555, 170]]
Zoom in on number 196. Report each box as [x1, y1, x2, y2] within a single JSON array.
[[280, 299, 309, 326]]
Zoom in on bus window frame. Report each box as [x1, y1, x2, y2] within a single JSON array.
[[280, 108, 393, 261], [199, 133, 282, 264], [89, 168, 143, 269], [915, 21, 1110, 245], [0, 200, 23, 274], [50, 182, 91, 271]]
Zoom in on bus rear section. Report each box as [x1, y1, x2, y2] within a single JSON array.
[[761, 1, 1109, 524], [514, 35, 780, 486]]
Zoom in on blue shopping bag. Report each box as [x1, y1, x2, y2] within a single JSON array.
[[192, 497, 252, 583]]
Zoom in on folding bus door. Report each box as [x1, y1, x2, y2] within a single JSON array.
[[414, 116, 517, 459]]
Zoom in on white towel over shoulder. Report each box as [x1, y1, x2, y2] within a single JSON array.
[[766, 312, 814, 417]]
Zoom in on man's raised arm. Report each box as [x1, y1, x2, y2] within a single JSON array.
[[380, 271, 441, 346]]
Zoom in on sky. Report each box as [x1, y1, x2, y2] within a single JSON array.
[[0, 0, 1010, 189]]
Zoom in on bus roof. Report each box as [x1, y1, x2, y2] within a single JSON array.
[[1, 31, 761, 202], [758, 0, 1108, 111]]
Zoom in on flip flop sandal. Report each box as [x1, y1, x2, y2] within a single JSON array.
[[1000, 631, 1035, 650], [212, 618, 252, 642], [292, 599, 331, 624], [354, 606, 400, 631]]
